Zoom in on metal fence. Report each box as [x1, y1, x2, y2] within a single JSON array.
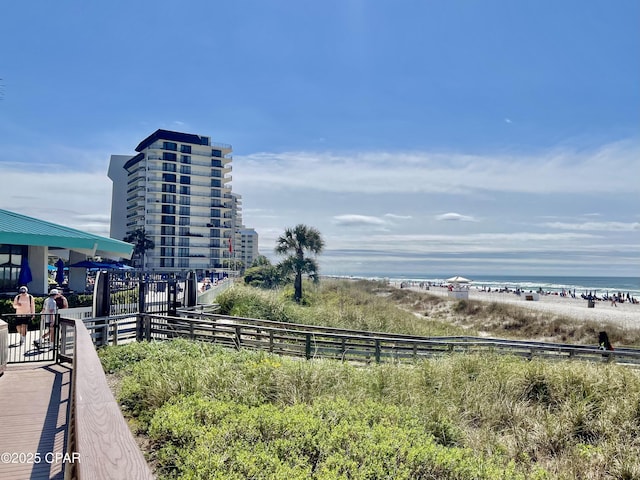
[[0, 313, 59, 364]]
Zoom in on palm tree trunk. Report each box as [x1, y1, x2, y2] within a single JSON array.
[[294, 270, 302, 303]]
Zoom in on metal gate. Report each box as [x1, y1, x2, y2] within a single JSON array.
[[93, 270, 189, 317], [1, 313, 58, 364], [2, 270, 194, 364]]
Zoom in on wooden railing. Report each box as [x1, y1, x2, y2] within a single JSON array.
[[54, 309, 640, 478], [62, 317, 153, 480], [128, 312, 640, 366], [0, 320, 7, 375]]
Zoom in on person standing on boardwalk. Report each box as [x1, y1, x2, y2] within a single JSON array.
[[54, 290, 68, 310], [12, 286, 35, 345], [37, 289, 58, 347]]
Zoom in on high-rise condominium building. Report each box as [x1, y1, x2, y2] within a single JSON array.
[[109, 129, 237, 272], [238, 228, 259, 268]]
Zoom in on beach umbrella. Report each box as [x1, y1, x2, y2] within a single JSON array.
[[68, 260, 106, 269], [446, 276, 471, 284], [18, 257, 33, 285], [55, 258, 65, 285], [69, 260, 130, 270]]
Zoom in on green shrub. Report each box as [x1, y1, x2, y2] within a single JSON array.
[[101, 339, 640, 479]]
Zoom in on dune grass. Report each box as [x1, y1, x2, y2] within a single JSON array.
[[217, 279, 640, 347], [100, 339, 640, 479], [99, 279, 640, 479], [216, 279, 468, 337]]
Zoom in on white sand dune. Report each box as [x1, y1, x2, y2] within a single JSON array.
[[399, 284, 640, 330]]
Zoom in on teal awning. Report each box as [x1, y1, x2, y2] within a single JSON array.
[[0, 209, 133, 259]]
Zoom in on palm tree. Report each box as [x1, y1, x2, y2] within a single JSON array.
[[123, 228, 155, 270], [275, 224, 324, 303]]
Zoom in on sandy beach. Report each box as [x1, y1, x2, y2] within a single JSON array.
[[397, 283, 640, 330]]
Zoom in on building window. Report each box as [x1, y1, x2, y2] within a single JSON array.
[[180, 145, 192, 154], [161, 215, 175, 225], [0, 245, 26, 291], [179, 206, 190, 216], [161, 205, 176, 214], [161, 194, 176, 203], [179, 227, 190, 236], [163, 142, 177, 151], [161, 226, 175, 235], [160, 258, 175, 268], [162, 173, 176, 183], [162, 163, 176, 172], [162, 152, 177, 161], [178, 259, 189, 268], [212, 149, 222, 157], [180, 186, 190, 195], [180, 176, 190, 185], [161, 237, 175, 246], [162, 184, 176, 193], [211, 179, 221, 187], [181, 155, 191, 164], [178, 248, 189, 257], [160, 247, 175, 257], [180, 165, 191, 175], [179, 196, 190, 205], [179, 217, 190, 226]]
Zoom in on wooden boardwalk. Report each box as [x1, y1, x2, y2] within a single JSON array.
[[0, 362, 71, 480]]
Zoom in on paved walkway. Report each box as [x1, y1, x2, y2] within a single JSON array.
[[0, 362, 71, 480]]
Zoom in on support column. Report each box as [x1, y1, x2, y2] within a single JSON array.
[[68, 251, 86, 293], [27, 246, 48, 295]]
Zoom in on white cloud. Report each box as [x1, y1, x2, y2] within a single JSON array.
[[436, 212, 477, 222], [0, 166, 113, 237], [333, 214, 388, 227], [384, 213, 412, 220], [542, 221, 640, 232], [234, 141, 640, 196]]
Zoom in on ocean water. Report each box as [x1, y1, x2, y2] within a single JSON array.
[[354, 274, 640, 299]]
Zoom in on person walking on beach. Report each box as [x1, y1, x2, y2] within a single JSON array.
[[12, 286, 35, 345], [36, 289, 58, 347]]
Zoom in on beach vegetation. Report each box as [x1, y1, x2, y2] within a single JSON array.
[[274, 224, 324, 303], [123, 227, 155, 268], [243, 257, 283, 289], [217, 280, 466, 337], [100, 339, 640, 479]]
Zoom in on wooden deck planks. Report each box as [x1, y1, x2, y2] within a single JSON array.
[[0, 362, 71, 480]]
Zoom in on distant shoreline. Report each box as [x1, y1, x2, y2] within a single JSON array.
[[323, 274, 640, 299], [393, 282, 640, 330]]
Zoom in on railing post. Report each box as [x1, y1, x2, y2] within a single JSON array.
[[185, 270, 197, 308], [138, 280, 146, 314], [102, 320, 109, 347], [136, 314, 144, 342], [113, 319, 119, 346], [234, 325, 242, 350], [53, 314, 60, 363], [145, 314, 151, 341], [375, 339, 381, 363], [305, 333, 312, 360]]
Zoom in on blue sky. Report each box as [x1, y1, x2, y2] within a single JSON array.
[[1, 0, 638, 277]]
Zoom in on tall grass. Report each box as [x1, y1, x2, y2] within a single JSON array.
[[217, 280, 467, 337], [100, 340, 640, 479], [100, 279, 640, 478], [219, 278, 640, 347]]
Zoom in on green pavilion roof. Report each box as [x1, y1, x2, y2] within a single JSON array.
[[0, 209, 133, 259]]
